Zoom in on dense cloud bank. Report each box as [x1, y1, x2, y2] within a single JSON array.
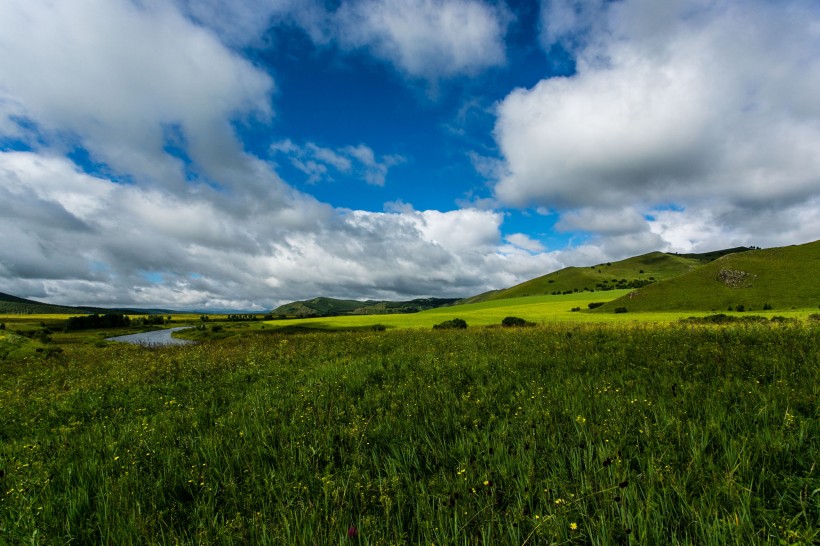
[[0, 152, 560, 308]]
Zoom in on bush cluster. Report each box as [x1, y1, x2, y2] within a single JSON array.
[[501, 316, 534, 327], [432, 318, 467, 330]]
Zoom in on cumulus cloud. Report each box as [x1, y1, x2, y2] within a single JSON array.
[[177, 0, 511, 82], [0, 151, 567, 308], [0, 0, 274, 193], [505, 233, 545, 253], [271, 140, 404, 186], [335, 0, 509, 80], [493, 0, 820, 250]]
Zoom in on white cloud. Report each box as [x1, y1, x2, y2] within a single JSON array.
[[272, 140, 404, 186], [647, 199, 820, 253], [540, 0, 610, 54], [505, 233, 545, 253], [0, 151, 568, 308], [335, 0, 509, 80], [491, 0, 820, 252], [556, 207, 648, 236], [0, 0, 274, 193], [176, 1, 510, 83]]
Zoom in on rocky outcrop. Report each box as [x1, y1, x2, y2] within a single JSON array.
[[718, 269, 756, 288]]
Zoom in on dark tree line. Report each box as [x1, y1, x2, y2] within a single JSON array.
[[65, 313, 131, 331], [64, 313, 167, 331]]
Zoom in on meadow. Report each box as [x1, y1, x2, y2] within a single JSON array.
[[200, 291, 818, 337], [1, 319, 817, 544]]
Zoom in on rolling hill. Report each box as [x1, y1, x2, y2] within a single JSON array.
[[0, 292, 96, 314], [271, 296, 460, 317], [461, 247, 751, 304], [595, 240, 820, 312], [0, 292, 173, 315]]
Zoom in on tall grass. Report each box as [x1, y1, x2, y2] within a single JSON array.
[[1, 323, 817, 544]]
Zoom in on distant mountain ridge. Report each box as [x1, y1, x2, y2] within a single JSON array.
[[271, 296, 460, 317], [0, 292, 102, 314], [0, 292, 172, 315]]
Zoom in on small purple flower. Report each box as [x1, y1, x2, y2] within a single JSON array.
[[347, 526, 359, 538]]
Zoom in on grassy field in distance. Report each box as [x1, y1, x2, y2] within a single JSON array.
[[251, 290, 819, 334]]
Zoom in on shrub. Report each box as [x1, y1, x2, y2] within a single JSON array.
[[736, 304, 746, 312], [769, 316, 794, 323], [700, 314, 734, 324], [501, 316, 534, 327], [588, 302, 605, 309], [570, 307, 581, 312], [371, 324, 386, 332], [808, 313, 820, 321], [211, 325, 223, 333], [614, 307, 628, 314], [433, 318, 467, 330], [763, 303, 773, 311]]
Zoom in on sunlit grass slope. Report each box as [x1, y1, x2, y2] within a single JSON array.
[[461, 249, 744, 304], [2, 324, 817, 544], [262, 291, 634, 331], [599, 239, 820, 312]]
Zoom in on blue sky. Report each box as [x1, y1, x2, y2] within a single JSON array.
[[1, 0, 819, 310]]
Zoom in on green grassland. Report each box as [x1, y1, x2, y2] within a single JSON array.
[[600, 240, 820, 313], [460, 248, 749, 304], [263, 292, 635, 331], [1, 323, 817, 544], [1, 242, 818, 543], [238, 291, 815, 337]]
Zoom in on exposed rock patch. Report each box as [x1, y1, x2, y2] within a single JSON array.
[[718, 269, 756, 288]]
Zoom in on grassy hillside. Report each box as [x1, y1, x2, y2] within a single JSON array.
[[0, 292, 90, 315], [463, 248, 749, 304], [272, 296, 459, 317], [598, 240, 820, 312]]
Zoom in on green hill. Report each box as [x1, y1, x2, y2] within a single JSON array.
[[596, 240, 820, 312], [462, 247, 751, 304], [272, 296, 460, 317], [0, 292, 92, 314], [0, 292, 173, 315]]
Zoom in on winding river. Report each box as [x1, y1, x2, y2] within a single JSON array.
[[105, 327, 195, 347]]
